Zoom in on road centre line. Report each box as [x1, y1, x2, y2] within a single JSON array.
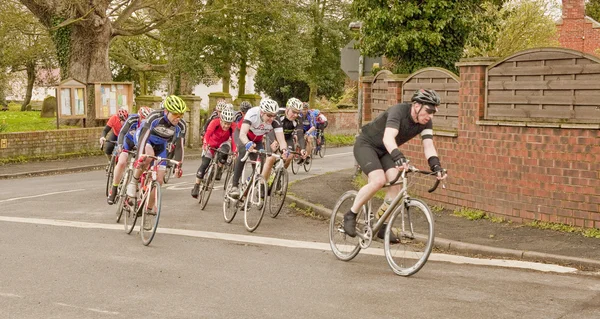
[[0, 189, 85, 203], [0, 215, 577, 274]]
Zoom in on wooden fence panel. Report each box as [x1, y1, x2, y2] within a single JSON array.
[[486, 48, 600, 124]]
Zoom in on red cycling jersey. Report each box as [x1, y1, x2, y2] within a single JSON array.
[[203, 117, 237, 153], [106, 114, 124, 136]]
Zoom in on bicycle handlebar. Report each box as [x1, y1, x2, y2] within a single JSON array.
[[137, 155, 182, 168], [386, 166, 447, 193]]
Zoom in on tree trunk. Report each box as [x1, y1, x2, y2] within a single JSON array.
[[139, 72, 147, 95], [238, 58, 247, 96], [21, 61, 36, 111], [222, 63, 231, 94], [308, 82, 318, 108], [68, 17, 113, 126]]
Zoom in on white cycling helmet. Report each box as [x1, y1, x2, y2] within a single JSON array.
[[220, 107, 235, 122], [260, 98, 279, 114], [224, 103, 234, 110], [215, 100, 227, 111], [286, 98, 303, 111]]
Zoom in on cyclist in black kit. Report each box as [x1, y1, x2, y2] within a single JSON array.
[[264, 97, 306, 172], [344, 89, 448, 242]]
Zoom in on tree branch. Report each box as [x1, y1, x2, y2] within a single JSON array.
[[109, 49, 169, 73], [49, 6, 96, 31], [17, 0, 55, 28], [111, 0, 143, 31]]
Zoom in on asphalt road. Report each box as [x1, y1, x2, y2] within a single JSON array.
[[1, 146, 599, 318]]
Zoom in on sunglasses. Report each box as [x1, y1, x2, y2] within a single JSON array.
[[423, 105, 437, 114], [264, 113, 276, 118], [171, 112, 185, 118], [290, 110, 300, 115]]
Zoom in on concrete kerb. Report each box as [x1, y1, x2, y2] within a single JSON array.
[[286, 194, 600, 271]]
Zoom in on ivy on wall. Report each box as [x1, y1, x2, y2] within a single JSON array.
[[50, 16, 71, 79]]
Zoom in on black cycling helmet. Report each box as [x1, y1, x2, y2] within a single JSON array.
[[239, 101, 252, 113], [411, 89, 441, 106]]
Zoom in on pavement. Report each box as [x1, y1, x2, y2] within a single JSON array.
[[1, 148, 599, 272]]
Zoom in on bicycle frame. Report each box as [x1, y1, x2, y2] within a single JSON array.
[[354, 166, 442, 243]]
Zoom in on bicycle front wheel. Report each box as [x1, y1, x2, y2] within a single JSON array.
[[115, 169, 131, 223], [244, 176, 267, 232], [303, 156, 312, 172], [291, 156, 299, 175], [123, 195, 138, 234], [329, 191, 362, 261], [222, 162, 233, 190], [268, 168, 288, 218], [223, 174, 238, 223], [105, 157, 115, 197], [163, 165, 173, 184], [384, 198, 434, 277], [199, 165, 215, 210], [140, 181, 162, 246], [319, 140, 326, 158]]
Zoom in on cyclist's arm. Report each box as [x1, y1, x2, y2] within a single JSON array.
[[295, 126, 306, 150], [117, 117, 135, 145], [238, 122, 251, 145], [273, 128, 287, 151], [101, 125, 111, 138], [203, 118, 218, 146], [383, 127, 400, 155], [423, 138, 438, 160]]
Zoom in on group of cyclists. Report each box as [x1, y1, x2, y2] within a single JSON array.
[[98, 95, 329, 212], [99, 88, 448, 248]]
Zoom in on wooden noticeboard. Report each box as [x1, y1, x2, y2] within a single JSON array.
[[93, 82, 134, 119], [56, 78, 87, 119]]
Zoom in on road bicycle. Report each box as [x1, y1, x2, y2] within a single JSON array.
[[221, 152, 236, 190], [291, 134, 312, 174], [267, 149, 300, 218], [102, 140, 118, 197], [114, 150, 137, 224], [119, 155, 181, 246], [162, 143, 176, 184], [329, 164, 444, 276], [314, 129, 326, 158], [222, 149, 269, 232], [197, 147, 234, 210]]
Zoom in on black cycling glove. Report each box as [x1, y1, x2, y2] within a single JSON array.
[[390, 149, 407, 167], [428, 156, 443, 173]]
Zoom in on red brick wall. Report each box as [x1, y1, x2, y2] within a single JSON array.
[[321, 110, 358, 135], [400, 60, 600, 228], [0, 128, 103, 159], [557, 0, 600, 56]]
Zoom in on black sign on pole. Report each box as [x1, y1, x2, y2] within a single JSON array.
[[340, 40, 382, 80]]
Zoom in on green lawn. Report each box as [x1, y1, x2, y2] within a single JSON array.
[[0, 111, 78, 133]]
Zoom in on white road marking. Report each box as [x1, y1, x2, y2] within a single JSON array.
[[0, 292, 22, 298], [0, 215, 577, 274], [324, 152, 353, 158], [55, 302, 119, 315], [0, 189, 85, 203]]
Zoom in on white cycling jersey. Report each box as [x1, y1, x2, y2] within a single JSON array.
[[242, 106, 283, 139]]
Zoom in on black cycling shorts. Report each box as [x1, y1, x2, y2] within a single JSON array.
[[353, 135, 396, 175]]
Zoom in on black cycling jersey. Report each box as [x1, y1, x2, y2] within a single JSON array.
[[360, 102, 433, 150]]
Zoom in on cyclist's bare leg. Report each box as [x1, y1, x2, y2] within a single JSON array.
[[112, 151, 129, 185], [262, 155, 277, 181], [305, 135, 314, 158], [284, 156, 293, 169], [350, 169, 388, 213]]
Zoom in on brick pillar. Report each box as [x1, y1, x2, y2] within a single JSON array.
[[135, 95, 162, 111], [179, 95, 202, 148], [361, 76, 373, 123], [455, 58, 495, 131], [386, 74, 408, 105]]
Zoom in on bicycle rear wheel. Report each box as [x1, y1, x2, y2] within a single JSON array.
[[384, 198, 434, 276], [329, 191, 362, 261], [222, 174, 239, 223], [199, 164, 215, 210], [268, 168, 288, 218], [140, 181, 162, 246], [244, 176, 267, 232], [105, 156, 115, 197]]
